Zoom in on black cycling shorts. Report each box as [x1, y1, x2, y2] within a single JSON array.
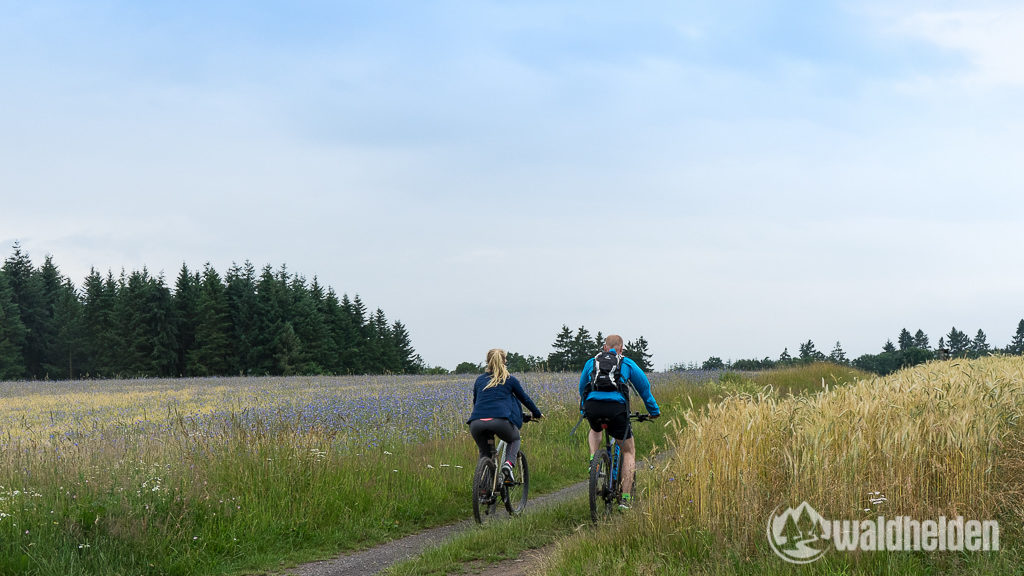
[[584, 399, 632, 440]]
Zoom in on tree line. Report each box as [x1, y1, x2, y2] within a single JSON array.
[[451, 325, 654, 374], [0, 244, 423, 380], [689, 323, 1024, 376]]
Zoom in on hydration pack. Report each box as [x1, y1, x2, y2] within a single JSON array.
[[589, 350, 626, 396]]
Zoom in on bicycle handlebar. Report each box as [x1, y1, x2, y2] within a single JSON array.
[[630, 412, 656, 422], [522, 413, 541, 423]]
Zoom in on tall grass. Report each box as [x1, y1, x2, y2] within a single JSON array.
[[541, 358, 1024, 574], [0, 370, 708, 575]]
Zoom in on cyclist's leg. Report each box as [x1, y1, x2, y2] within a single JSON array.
[[491, 419, 522, 467], [617, 436, 637, 495]]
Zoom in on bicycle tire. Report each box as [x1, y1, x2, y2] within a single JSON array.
[[589, 450, 613, 523], [502, 450, 529, 515], [472, 457, 497, 524]]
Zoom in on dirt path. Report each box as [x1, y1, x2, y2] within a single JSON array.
[[279, 480, 586, 576]]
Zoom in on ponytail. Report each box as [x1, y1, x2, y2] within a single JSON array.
[[483, 348, 509, 390]]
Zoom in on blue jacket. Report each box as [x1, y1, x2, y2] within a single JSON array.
[[468, 373, 542, 428], [579, 349, 660, 416]]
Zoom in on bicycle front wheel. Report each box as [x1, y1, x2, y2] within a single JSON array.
[[589, 450, 612, 523], [472, 457, 497, 524], [502, 450, 529, 516]]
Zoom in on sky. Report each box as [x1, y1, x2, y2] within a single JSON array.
[[2, 1, 1023, 370]]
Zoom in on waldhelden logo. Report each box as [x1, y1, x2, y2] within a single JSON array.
[[766, 501, 1000, 564], [766, 501, 830, 564]]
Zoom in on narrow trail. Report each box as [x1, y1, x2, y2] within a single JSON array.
[[279, 479, 588, 576]]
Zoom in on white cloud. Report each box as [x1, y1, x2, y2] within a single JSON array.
[[897, 6, 1024, 87]]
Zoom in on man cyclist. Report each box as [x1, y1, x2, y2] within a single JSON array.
[[579, 334, 660, 509]]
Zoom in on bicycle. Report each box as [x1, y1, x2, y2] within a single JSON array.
[[472, 414, 534, 524], [588, 412, 651, 523]]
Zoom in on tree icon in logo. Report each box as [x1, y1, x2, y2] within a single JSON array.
[[766, 501, 830, 564]]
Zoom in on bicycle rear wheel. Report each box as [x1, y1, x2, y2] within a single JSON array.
[[472, 457, 498, 524], [589, 450, 613, 523], [502, 450, 529, 516]]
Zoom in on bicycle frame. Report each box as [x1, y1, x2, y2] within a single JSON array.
[[589, 412, 650, 522], [488, 438, 508, 494], [472, 414, 534, 523]]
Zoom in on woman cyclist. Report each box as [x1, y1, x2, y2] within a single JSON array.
[[467, 348, 543, 483]]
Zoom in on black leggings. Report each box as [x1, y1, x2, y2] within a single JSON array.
[[469, 418, 521, 466]]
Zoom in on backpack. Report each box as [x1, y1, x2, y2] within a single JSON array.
[[588, 350, 628, 399]]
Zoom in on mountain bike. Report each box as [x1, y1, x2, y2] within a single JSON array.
[[589, 412, 651, 523], [472, 414, 534, 524]]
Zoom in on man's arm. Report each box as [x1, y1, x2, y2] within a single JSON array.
[[623, 359, 660, 416]]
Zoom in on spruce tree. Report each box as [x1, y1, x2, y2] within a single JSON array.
[[570, 326, 593, 369], [897, 329, 914, 351], [81, 270, 120, 376], [225, 261, 258, 375], [188, 265, 232, 376], [913, 329, 930, 350], [946, 327, 971, 357], [173, 264, 201, 376], [391, 320, 421, 373], [970, 329, 991, 358], [1008, 320, 1024, 355], [0, 270, 27, 380], [548, 325, 574, 371], [50, 275, 85, 379], [828, 341, 848, 365], [2, 243, 49, 378]]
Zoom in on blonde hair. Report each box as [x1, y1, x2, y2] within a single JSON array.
[[484, 348, 510, 390]]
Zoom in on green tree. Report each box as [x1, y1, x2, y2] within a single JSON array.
[[570, 326, 594, 369], [0, 270, 27, 380], [81, 270, 120, 376], [1007, 320, 1024, 355], [779, 348, 792, 365], [970, 329, 991, 358], [251, 265, 289, 375], [187, 264, 232, 376], [288, 276, 329, 374], [913, 329, 930, 350], [946, 327, 971, 357], [225, 261, 258, 375], [506, 351, 532, 373], [301, 278, 335, 374], [49, 274, 85, 379], [173, 264, 201, 376], [882, 340, 896, 354], [547, 325, 574, 372], [455, 361, 481, 374], [364, 308, 396, 374], [798, 340, 825, 363], [897, 328, 914, 351], [828, 341, 848, 365], [2, 243, 50, 378], [391, 320, 422, 374], [701, 356, 725, 370]]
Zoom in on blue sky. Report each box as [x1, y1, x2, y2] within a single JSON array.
[[3, 1, 1023, 370]]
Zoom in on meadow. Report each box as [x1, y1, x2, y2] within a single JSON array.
[[538, 357, 1024, 575], [0, 370, 710, 575], [6, 359, 1016, 576]]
